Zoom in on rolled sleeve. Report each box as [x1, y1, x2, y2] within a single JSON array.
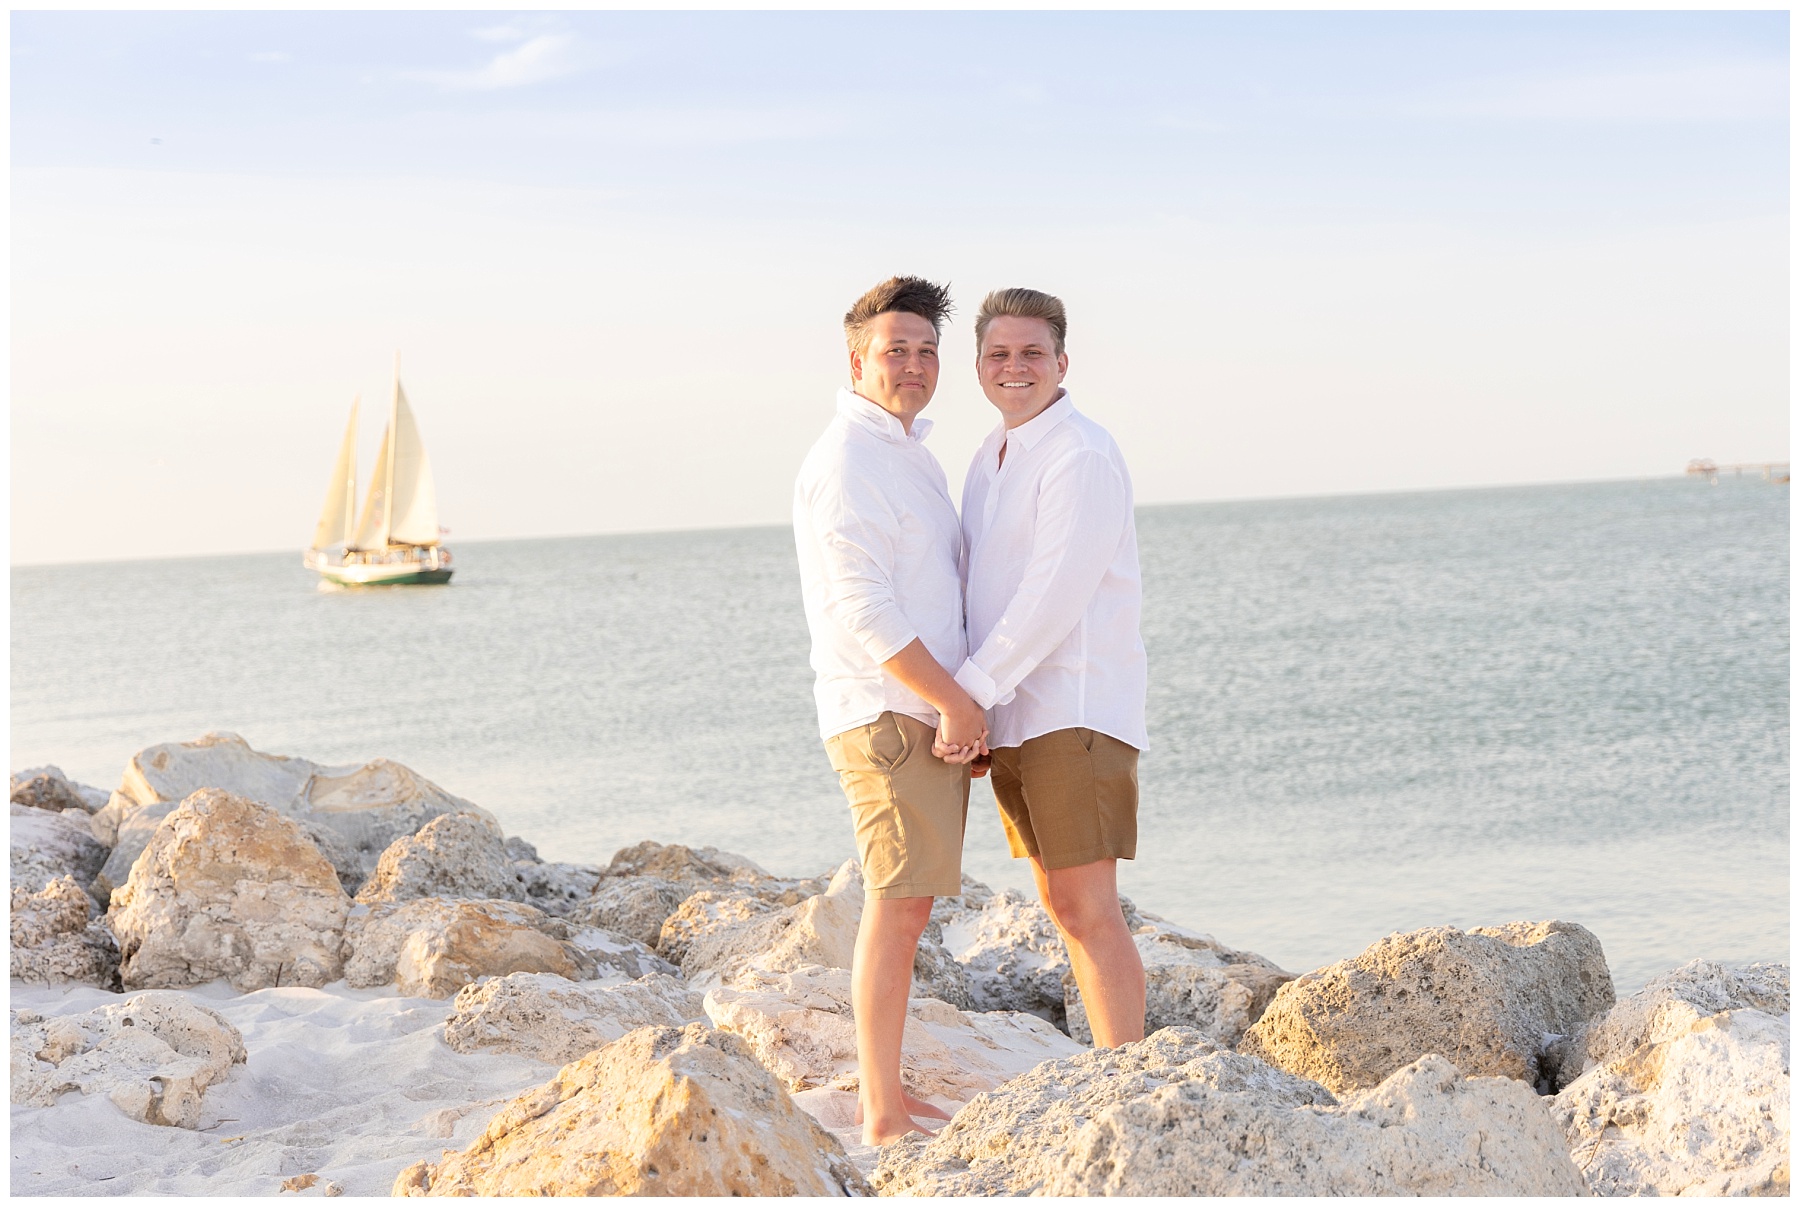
[[954, 658, 1006, 709]]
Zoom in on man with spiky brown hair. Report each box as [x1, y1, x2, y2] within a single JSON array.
[[793, 275, 988, 1145], [952, 286, 1149, 1049]]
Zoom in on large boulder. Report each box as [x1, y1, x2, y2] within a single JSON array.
[[444, 972, 705, 1064], [1041, 1054, 1585, 1195], [874, 1027, 1334, 1196], [1554, 960, 1790, 1196], [569, 875, 698, 947], [392, 1023, 870, 1196], [11, 802, 108, 894], [1065, 915, 1292, 1047], [343, 898, 599, 998], [355, 812, 523, 905], [89, 732, 489, 899], [704, 963, 1082, 1102], [603, 839, 773, 883], [107, 789, 350, 991], [1240, 920, 1615, 1093], [11, 765, 108, 814], [10, 992, 246, 1128], [11, 876, 120, 988]]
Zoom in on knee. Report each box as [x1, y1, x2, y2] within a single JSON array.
[[1044, 888, 1122, 945], [865, 895, 934, 942]]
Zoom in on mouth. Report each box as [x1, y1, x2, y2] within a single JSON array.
[[999, 381, 1034, 390]]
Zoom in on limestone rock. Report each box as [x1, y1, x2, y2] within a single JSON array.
[[705, 963, 1083, 1102], [567, 925, 680, 980], [342, 897, 599, 998], [602, 839, 772, 884], [10, 991, 246, 1128], [873, 1027, 1333, 1196], [510, 857, 604, 917], [1066, 915, 1292, 1047], [392, 1023, 870, 1196], [11, 802, 108, 894], [1043, 1053, 1584, 1195], [661, 858, 864, 981], [569, 875, 696, 947], [354, 812, 522, 906], [444, 971, 705, 1064], [1240, 920, 1615, 1093], [1555, 960, 1790, 1196], [108, 789, 350, 992], [10, 876, 120, 988], [90, 732, 489, 899], [10, 765, 108, 813], [937, 887, 1071, 1025]]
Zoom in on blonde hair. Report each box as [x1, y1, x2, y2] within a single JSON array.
[[843, 276, 954, 354], [975, 287, 1067, 354]]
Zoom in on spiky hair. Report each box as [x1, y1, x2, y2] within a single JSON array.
[[844, 276, 954, 353], [976, 287, 1068, 355]]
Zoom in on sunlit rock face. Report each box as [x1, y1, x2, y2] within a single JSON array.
[[1240, 919, 1615, 1093], [443, 971, 705, 1065], [392, 1023, 870, 1197], [108, 789, 350, 992], [11, 875, 120, 989], [1555, 959, 1791, 1197], [341, 897, 599, 998]]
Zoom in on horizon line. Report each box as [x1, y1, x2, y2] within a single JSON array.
[[4, 468, 1762, 571]]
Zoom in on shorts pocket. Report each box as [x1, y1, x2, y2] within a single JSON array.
[[868, 714, 907, 771]]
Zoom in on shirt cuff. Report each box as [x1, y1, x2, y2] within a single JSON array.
[[954, 659, 1007, 710]]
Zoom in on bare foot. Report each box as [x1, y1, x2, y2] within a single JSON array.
[[862, 1116, 930, 1147], [854, 1092, 952, 1125]]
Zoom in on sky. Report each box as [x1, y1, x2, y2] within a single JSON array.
[[10, 10, 1790, 565]]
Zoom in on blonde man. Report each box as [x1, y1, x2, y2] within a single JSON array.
[[949, 287, 1148, 1047], [793, 275, 988, 1145]]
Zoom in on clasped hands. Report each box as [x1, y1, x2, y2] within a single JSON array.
[[932, 699, 992, 778]]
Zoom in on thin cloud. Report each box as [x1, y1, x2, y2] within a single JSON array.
[[249, 51, 292, 64], [471, 24, 528, 44], [404, 33, 579, 92], [1438, 61, 1787, 122]]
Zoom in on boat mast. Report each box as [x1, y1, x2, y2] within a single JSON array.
[[384, 352, 400, 548], [343, 395, 359, 546]]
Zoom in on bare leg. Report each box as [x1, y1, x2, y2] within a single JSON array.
[[1031, 857, 1146, 1048], [853, 895, 936, 1145]]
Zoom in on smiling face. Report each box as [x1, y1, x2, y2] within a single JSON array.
[[977, 314, 1069, 427], [849, 310, 941, 427]]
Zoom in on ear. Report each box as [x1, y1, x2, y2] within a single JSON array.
[[849, 345, 865, 383], [1055, 350, 1070, 382]]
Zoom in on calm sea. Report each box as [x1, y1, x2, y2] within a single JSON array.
[[11, 477, 1788, 991]]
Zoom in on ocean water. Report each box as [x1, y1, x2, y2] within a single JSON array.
[[11, 476, 1788, 991]]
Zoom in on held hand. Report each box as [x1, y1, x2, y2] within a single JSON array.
[[934, 696, 988, 765], [970, 751, 993, 780]]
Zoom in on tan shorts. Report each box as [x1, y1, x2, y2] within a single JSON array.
[[990, 727, 1139, 870], [824, 711, 971, 900]]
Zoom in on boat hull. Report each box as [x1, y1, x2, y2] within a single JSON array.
[[305, 548, 453, 587], [317, 564, 453, 587]]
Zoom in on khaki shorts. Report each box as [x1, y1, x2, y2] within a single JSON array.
[[824, 711, 971, 900], [990, 727, 1139, 870]]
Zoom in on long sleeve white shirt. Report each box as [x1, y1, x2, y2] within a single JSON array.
[[953, 391, 1148, 750], [794, 388, 968, 741]]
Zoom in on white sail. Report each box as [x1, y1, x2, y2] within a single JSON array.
[[310, 398, 359, 551], [349, 369, 440, 550], [387, 381, 440, 546]]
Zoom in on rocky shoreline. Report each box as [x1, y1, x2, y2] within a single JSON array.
[[10, 734, 1791, 1196]]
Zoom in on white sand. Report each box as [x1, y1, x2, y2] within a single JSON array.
[[11, 980, 561, 1197], [12, 981, 971, 1194]]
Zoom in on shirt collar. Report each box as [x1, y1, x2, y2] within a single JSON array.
[[1004, 389, 1074, 451], [838, 387, 932, 443]]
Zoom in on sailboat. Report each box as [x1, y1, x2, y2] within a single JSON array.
[[303, 359, 454, 586]]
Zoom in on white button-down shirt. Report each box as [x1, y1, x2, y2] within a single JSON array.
[[954, 391, 1147, 750], [794, 388, 968, 741]]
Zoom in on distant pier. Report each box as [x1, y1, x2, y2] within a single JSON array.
[[1686, 459, 1789, 485]]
